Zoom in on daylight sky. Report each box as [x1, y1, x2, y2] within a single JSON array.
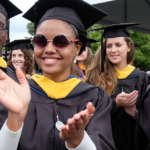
[[9, 0, 114, 41]]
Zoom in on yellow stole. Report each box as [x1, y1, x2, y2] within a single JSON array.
[[79, 64, 85, 70], [115, 65, 135, 79], [24, 73, 26, 78], [32, 75, 81, 99], [0, 57, 7, 68]]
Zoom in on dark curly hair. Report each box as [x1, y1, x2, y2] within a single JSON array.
[[7, 49, 35, 75]]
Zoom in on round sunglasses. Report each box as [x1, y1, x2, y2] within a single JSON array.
[[32, 34, 80, 50]]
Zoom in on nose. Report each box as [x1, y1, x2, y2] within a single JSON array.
[[44, 41, 56, 54], [111, 45, 117, 53], [14, 55, 19, 61]]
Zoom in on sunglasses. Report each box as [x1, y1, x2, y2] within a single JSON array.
[[32, 34, 80, 50]]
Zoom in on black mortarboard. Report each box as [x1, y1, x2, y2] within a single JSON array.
[[5, 39, 33, 52], [86, 38, 100, 49], [23, 0, 107, 30], [0, 0, 22, 19], [134, 43, 139, 47], [90, 22, 140, 72]]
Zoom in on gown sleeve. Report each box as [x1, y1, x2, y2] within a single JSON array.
[[136, 88, 150, 150], [110, 98, 117, 114], [0, 120, 23, 150], [85, 87, 116, 150]]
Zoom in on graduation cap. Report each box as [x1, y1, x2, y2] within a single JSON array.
[[90, 22, 140, 72], [23, 0, 107, 30], [5, 39, 33, 52], [134, 43, 139, 47], [0, 0, 22, 19], [86, 38, 100, 49]]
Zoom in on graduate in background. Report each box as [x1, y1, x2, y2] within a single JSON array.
[[0, 1, 22, 81], [0, 0, 116, 150], [6, 39, 35, 79], [86, 23, 149, 150], [71, 39, 99, 78]]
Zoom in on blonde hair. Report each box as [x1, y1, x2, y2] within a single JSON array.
[[71, 47, 94, 77], [85, 37, 135, 95]]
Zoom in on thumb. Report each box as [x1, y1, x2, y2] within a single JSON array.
[[86, 102, 95, 118], [16, 68, 28, 87]]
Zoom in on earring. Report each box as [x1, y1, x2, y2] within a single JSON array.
[[74, 58, 77, 63]]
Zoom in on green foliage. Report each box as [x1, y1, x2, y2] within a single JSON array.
[[27, 22, 34, 36], [130, 31, 150, 70], [24, 36, 32, 39], [87, 24, 103, 53]]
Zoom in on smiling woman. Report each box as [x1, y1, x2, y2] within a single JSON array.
[[6, 39, 35, 78], [86, 23, 150, 150]]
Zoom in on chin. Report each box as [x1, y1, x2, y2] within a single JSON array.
[[14, 66, 19, 69], [109, 59, 120, 64], [42, 68, 63, 75]]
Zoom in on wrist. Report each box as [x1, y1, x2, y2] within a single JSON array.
[[132, 109, 138, 118], [7, 108, 27, 132], [66, 131, 84, 148], [116, 98, 120, 108]]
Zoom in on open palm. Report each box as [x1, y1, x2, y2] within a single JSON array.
[[0, 68, 31, 114]]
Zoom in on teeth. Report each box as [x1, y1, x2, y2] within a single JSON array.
[[45, 59, 57, 62]]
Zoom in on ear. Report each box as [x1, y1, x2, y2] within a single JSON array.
[[127, 42, 131, 52], [74, 42, 83, 56]]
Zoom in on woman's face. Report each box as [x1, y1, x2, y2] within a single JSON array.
[[11, 49, 25, 71], [76, 47, 88, 62], [35, 19, 82, 78], [106, 37, 131, 66]]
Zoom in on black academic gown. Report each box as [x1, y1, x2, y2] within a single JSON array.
[[15, 79, 116, 150], [0, 66, 18, 129], [135, 86, 150, 150], [111, 68, 149, 150], [82, 69, 85, 75]]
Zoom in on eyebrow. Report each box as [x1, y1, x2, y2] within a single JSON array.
[[107, 42, 122, 45], [0, 21, 5, 25]]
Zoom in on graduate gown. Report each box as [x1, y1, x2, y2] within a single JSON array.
[[135, 85, 150, 150], [12, 75, 116, 150], [111, 68, 149, 150]]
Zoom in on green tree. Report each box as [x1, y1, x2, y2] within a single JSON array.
[[87, 24, 103, 53], [130, 31, 150, 70], [27, 22, 34, 36]]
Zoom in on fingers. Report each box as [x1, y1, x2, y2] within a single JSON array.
[[16, 68, 28, 87], [117, 90, 139, 107], [60, 125, 69, 140], [26, 74, 31, 79], [60, 116, 83, 140], [128, 90, 138, 97], [119, 90, 138, 98], [128, 95, 138, 106]]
